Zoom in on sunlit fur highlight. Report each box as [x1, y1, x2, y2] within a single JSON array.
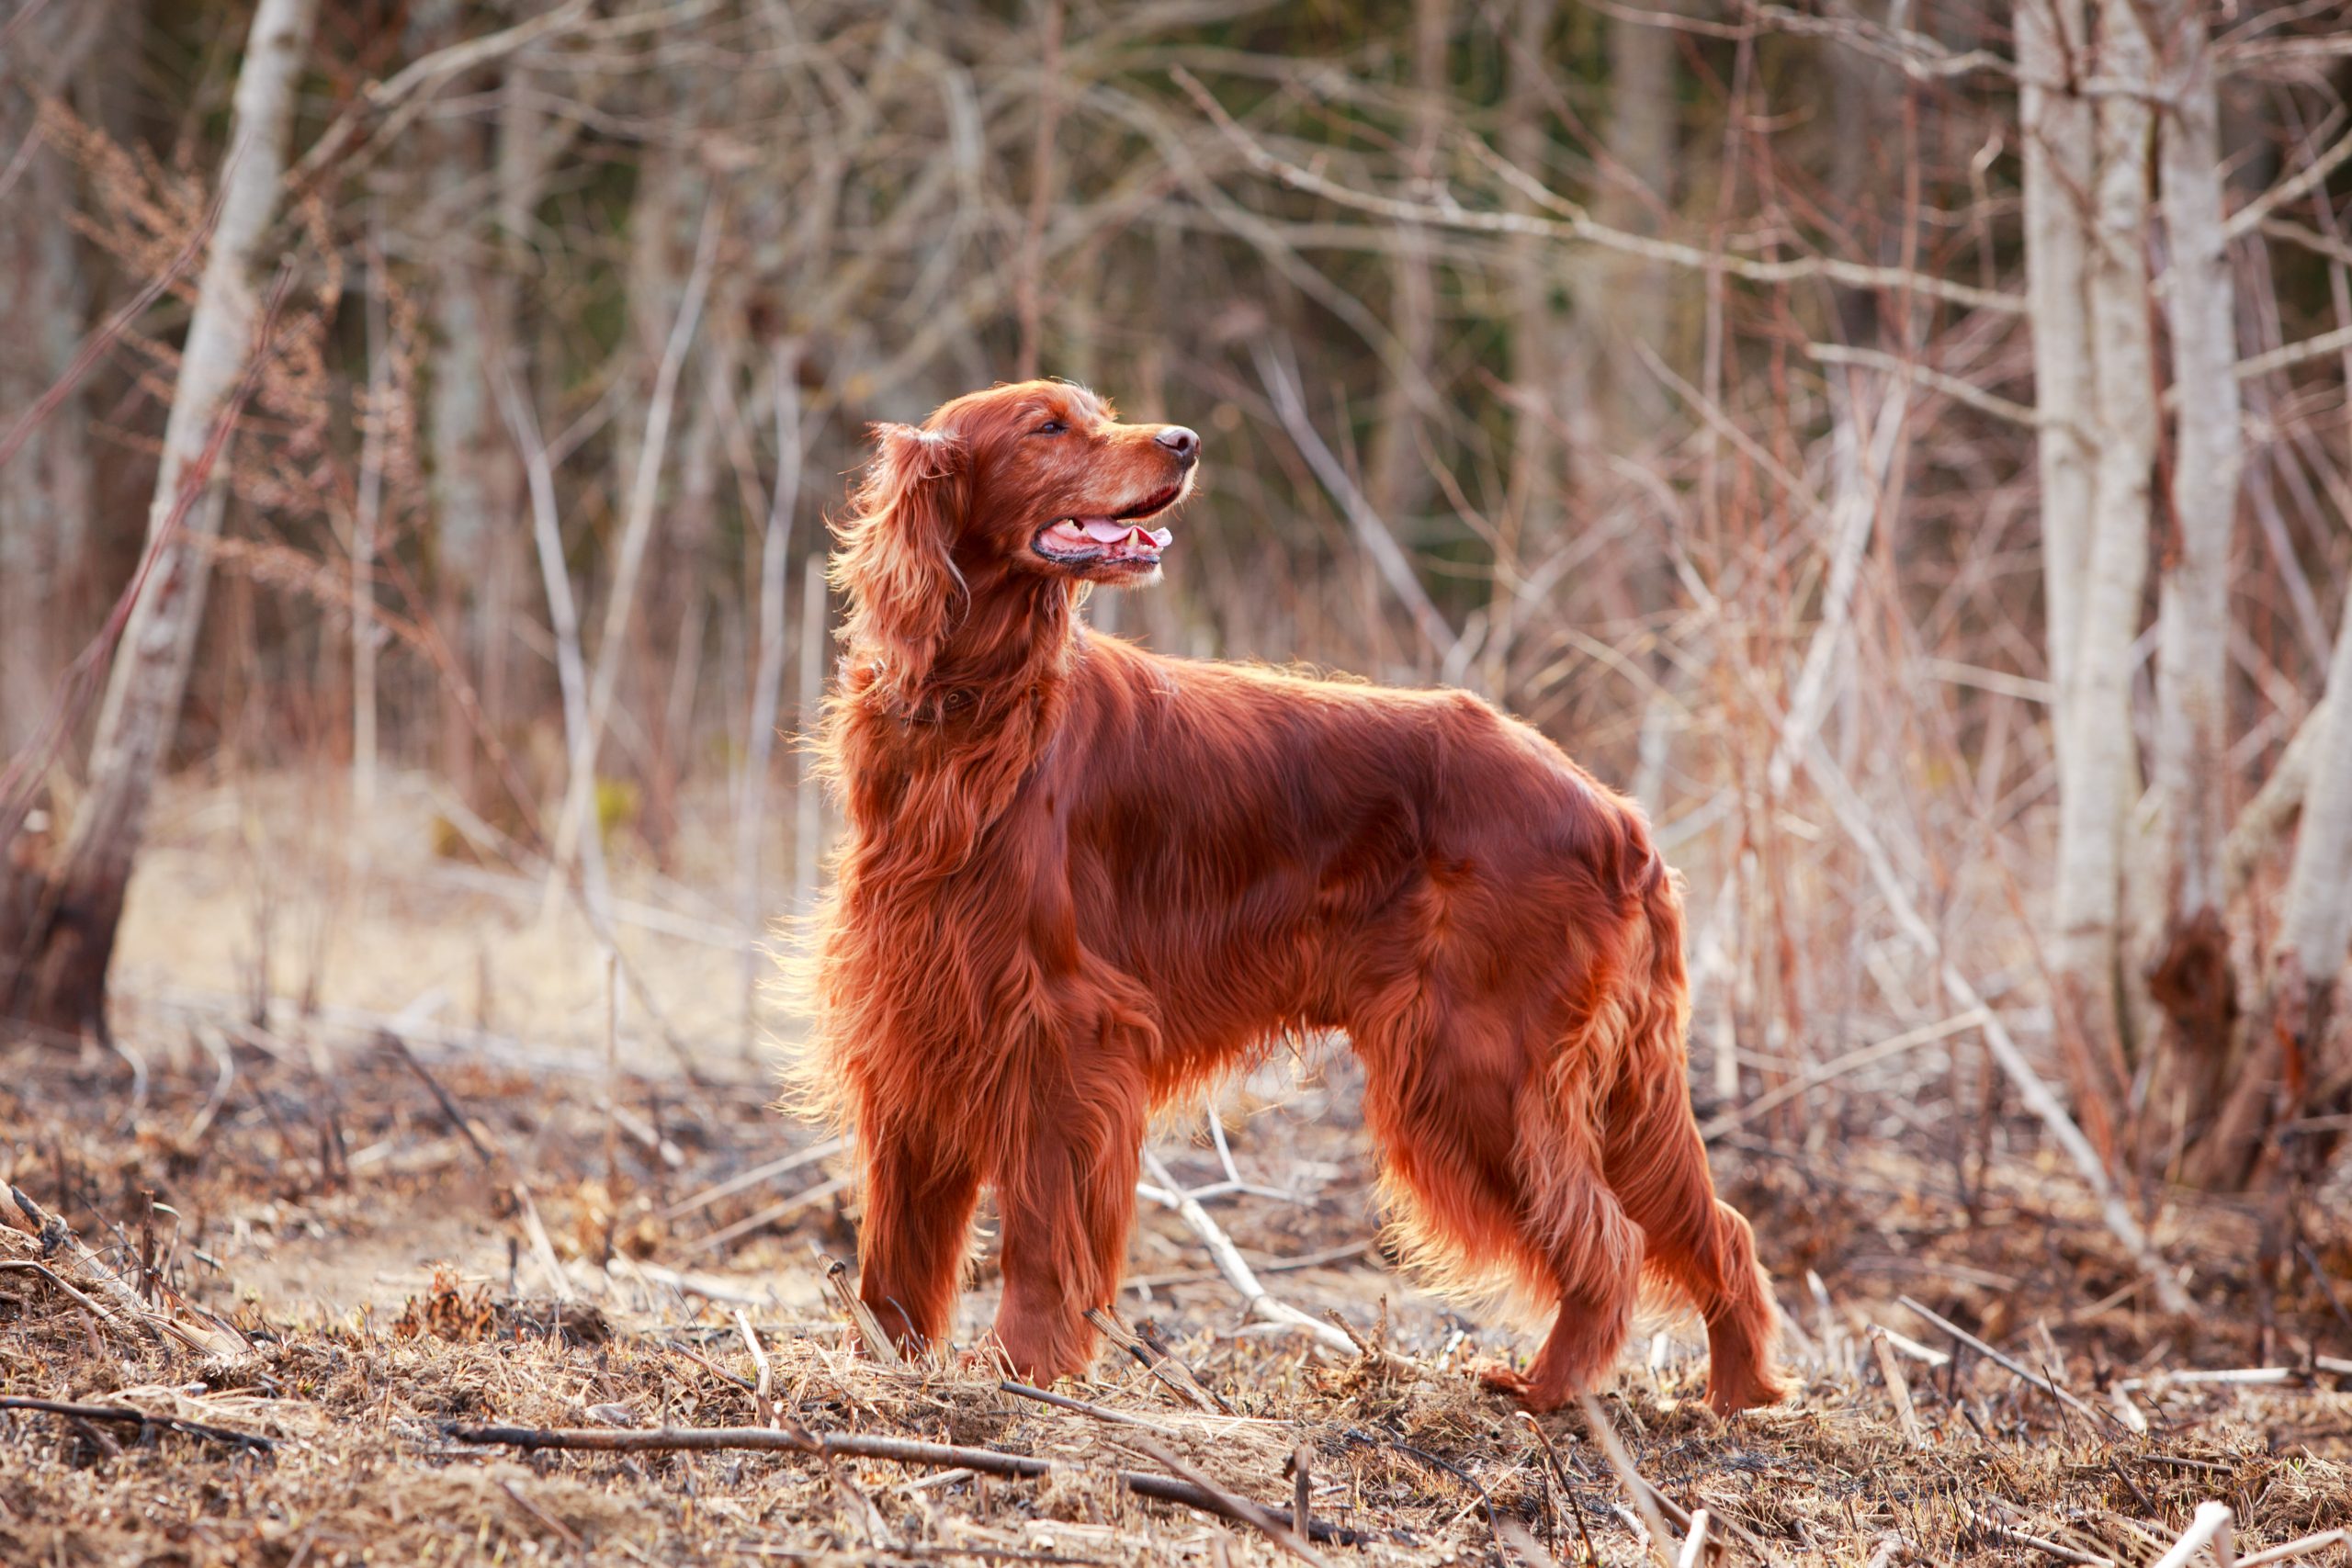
[[787, 380, 1787, 1416]]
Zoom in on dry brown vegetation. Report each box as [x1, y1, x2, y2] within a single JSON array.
[[5, 976, 2352, 1567]]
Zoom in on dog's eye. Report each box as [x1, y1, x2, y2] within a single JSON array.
[[1035, 419, 1068, 436]]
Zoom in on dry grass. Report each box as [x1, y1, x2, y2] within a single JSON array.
[[4, 990, 2352, 1568]]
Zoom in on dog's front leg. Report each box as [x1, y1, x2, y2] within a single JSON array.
[[854, 1113, 983, 1361], [986, 1065, 1148, 1384]]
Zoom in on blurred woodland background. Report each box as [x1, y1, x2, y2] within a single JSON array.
[[6, 0, 2352, 1269]]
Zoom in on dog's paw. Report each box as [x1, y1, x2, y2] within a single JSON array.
[[1471, 1360, 1534, 1399]]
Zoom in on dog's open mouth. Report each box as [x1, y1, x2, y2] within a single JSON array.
[[1034, 485, 1182, 569]]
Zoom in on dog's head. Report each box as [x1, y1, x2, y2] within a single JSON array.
[[836, 380, 1200, 691]]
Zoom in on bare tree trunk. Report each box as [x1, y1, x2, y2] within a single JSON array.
[[0, 3, 108, 754], [408, 0, 531, 814], [1589, 0, 1679, 814], [2145, 0, 2242, 1072], [2047, 0, 2156, 1156], [2197, 583, 2352, 1187], [736, 341, 804, 1046], [1489, 0, 1566, 699], [791, 552, 828, 921], [481, 46, 561, 763], [2020, 0, 2095, 717], [1363, 0, 1447, 527], [1824, 0, 1899, 347], [1012, 0, 1064, 382], [2275, 622, 2352, 1069], [1, 0, 321, 1038], [353, 206, 390, 823], [1592, 0, 1676, 434]]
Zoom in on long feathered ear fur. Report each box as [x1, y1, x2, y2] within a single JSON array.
[[832, 422, 967, 698]]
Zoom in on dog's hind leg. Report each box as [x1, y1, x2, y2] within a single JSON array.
[[1500, 1082, 1645, 1410], [1593, 872, 1788, 1416], [1355, 992, 1641, 1410], [1600, 1091, 1788, 1416]]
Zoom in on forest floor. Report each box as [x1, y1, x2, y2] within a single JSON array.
[[5, 1009, 2352, 1568], [5, 795, 2352, 1565]]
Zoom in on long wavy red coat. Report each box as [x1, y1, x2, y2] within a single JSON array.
[[794, 380, 1785, 1416]]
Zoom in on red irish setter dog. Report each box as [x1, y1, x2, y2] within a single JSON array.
[[796, 380, 1786, 1416]]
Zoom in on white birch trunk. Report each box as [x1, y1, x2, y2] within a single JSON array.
[[2145, 0, 2241, 1041], [3, 0, 321, 1033], [2019, 0, 2096, 727], [2279, 607, 2352, 1013], [2049, 0, 2157, 1138]]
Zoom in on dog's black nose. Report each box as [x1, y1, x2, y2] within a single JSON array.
[[1155, 425, 1200, 465]]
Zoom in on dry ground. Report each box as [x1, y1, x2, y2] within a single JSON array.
[[4, 1007, 2352, 1568], [6, 795, 2352, 1565]]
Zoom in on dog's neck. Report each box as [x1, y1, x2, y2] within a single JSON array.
[[852, 568, 1081, 730], [835, 569, 1082, 881]]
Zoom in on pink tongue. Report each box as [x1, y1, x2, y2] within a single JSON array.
[[1048, 519, 1172, 557]]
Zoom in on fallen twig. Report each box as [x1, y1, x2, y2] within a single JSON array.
[[6, 1189, 244, 1357], [0, 1258, 138, 1343], [1126, 1238, 1374, 1292], [2151, 1502, 2234, 1568], [2119, 1367, 2292, 1392], [513, 1185, 576, 1303], [2237, 1529, 2349, 1567], [737, 1310, 776, 1427], [1086, 1307, 1227, 1414], [824, 1258, 904, 1369], [661, 1138, 845, 1221], [1899, 1297, 2111, 1427], [1578, 1395, 1677, 1568], [1677, 1508, 1712, 1568], [1137, 1150, 1379, 1364], [0, 1395, 275, 1451], [1873, 1326, 1951, 1368], [1984, 1522, 2112, 1565], [997, 1380, 1188, 1437], [1119, 1432, 1330, 1568], [1869, 1328, 1928, 1449], [686, 1177, 849, 1257], [381, 1029, 497, 1168], [443, 1423, 1385, 1546]]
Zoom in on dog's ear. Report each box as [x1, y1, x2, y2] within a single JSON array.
[[834, 422, 967, 696]]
